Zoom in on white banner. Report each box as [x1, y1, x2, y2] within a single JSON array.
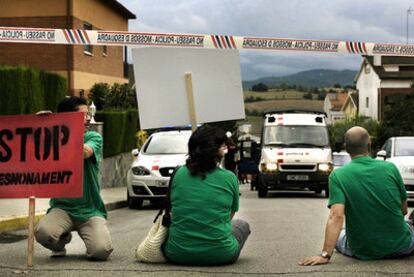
[[1, 26, 414, 56]]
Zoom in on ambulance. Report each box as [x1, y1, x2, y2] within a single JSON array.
[[257, 109, 332, 198]]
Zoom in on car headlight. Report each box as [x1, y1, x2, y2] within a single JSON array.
[[260, 162, 278, 172], [318, 163, 332, 172], [131, 166, 150, 176]]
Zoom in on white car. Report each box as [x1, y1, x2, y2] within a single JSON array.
[[126, 129, 192, 209], [332, 151, 351, 171], [377, 137, 414, 200]]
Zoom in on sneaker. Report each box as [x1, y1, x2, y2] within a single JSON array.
[[51, 248, 66, 257]]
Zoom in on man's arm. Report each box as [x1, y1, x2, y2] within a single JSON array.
[[299, 204, 345, 266], [401, 200, 408, 216]]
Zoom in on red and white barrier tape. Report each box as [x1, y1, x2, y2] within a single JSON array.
[[0, 26, 413, 56]]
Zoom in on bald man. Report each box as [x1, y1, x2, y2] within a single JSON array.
[[300, 126, 414, 266]]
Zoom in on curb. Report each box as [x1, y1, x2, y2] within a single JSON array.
[[0, 200, 128, 233]]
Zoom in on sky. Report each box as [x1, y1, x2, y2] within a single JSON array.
[[118, 0, 414, 81]]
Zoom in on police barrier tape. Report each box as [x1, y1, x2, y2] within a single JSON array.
[[1, 26, 414, 56]]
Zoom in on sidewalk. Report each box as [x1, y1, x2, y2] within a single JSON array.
[[0, 187, 127, 233]]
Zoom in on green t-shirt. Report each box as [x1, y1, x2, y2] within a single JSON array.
[[329, 156, 411, 260], [49, 131, 107, 221], [164, 166, 239, 265]]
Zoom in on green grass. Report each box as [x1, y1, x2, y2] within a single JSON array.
[[244, 89, 305, 100]]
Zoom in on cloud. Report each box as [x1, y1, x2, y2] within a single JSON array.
[[118, 0, 412, 79]]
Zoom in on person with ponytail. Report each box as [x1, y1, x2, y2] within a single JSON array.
[[163, 126, 250, 265]]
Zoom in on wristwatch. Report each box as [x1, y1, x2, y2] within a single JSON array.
[[320, 251, 332, 260]]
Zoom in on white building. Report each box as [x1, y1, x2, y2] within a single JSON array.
[[355, 56, 414, 121], [323, 91, 347, 124]]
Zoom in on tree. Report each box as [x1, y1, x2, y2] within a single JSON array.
[[251, 83, 268, 92], [318, 90, 327, 100], [377, 94, 414, 146], [303, 92, 313, 100], [328, 116, 380, 153], [334, 83, 341, 88], [89, 82, 137, 110], [89, 83, 110, 110]]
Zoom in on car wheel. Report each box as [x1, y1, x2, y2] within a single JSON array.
[[324, 188, 330, 198], [314, 189, 322, 194], [257, 175, 268, 198], [127, 190, 143, 209]]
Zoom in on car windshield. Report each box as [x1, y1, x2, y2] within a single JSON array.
[[395, 139, 414, 156], [263, 125, 330, 147], [143, 132, 190, 154], [333, 154, 351, 166]]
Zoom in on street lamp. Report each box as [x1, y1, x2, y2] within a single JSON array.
[[89, 101, 97, 124], [407, 6, 414, 44]]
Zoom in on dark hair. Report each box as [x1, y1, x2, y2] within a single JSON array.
[[57, 96, 87, 113], [186, 126, 227, 178]]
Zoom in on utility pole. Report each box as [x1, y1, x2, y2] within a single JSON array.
[[407, 6, 413, 44]]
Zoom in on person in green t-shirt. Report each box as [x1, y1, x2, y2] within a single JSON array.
[[300, 126, 414, 266], [35, 96, 113, 261], [163, 126, 251, 265]]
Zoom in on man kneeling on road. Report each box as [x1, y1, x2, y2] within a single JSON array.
[[35, 96, 113, 260], [300, 126, 414, 266]]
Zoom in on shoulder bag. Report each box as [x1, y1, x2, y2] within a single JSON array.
[[135, 166, 179, 263]]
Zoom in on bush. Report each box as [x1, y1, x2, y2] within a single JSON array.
[[0, 65, 66, 115], [245, 109, 262, 117], [89, 82, 137, 110], [251, 83, 268, 92], [95, 109, 140, 157], [244, 96, 265, 103], [302, 92, 313, 100], [377, 94, 414, 146], [90, 83, 110, 110], [328, 116, 380, 153], [40, 71, 67, 112]]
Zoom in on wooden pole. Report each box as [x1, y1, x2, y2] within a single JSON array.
[[184, 73, 197, 133], [27, 196, 35, 267]]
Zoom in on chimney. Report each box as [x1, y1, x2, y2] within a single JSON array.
[[373, 55, 382, 66]]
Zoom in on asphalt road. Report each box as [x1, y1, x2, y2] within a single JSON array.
[[1, 185, 414, 276]]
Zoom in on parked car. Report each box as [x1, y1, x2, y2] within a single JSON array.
[[332, 151, 351, 171], [126, 129, 192, 208], [376, 136, 414, 200]]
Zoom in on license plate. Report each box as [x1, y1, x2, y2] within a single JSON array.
[[287, 175, 309, 181], [157, 181, 168, 186]]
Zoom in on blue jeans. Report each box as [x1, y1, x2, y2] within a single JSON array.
[[336, 221, 414, 258], [228, 219, 251, 263]]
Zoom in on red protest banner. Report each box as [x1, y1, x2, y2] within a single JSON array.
[[0, 112, 84, 198]]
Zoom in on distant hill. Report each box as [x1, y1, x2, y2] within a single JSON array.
[[243, 69, 358, 89]]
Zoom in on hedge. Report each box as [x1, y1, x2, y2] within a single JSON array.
[[0, 65, 67, 115], [40, 71, 67, 112], [95, 109, 139, 158]]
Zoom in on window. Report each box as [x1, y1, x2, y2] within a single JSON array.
[[102, 45, 107, 57], [383, 140, 392, 158], [263, 126, 330, 147], [83, 22, 93, 55], [365, 97, 369, 108]]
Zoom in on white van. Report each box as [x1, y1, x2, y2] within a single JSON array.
[[257, 109, 332, 198]]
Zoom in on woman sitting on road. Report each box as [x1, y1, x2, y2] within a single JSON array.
[[163, 126, 251, 265]]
